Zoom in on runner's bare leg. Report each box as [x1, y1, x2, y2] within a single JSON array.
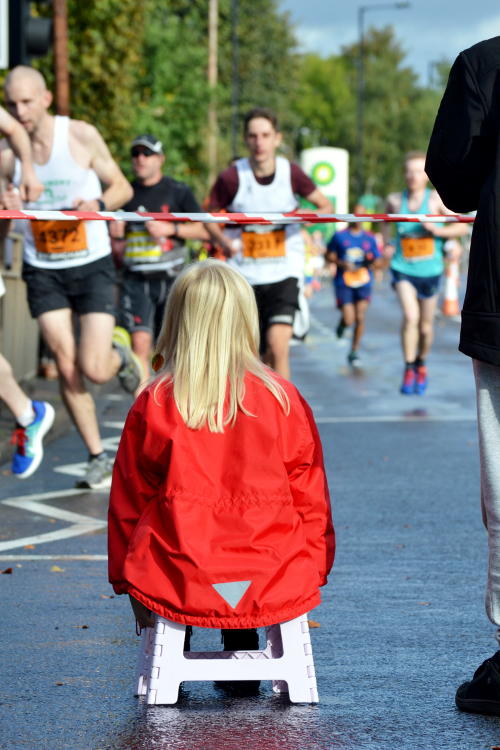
[[266, 323, 293, 380]]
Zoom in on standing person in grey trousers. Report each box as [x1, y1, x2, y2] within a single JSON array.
[[426, 35, 500, 716]]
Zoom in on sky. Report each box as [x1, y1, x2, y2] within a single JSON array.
[[279, 0, 500, 84]]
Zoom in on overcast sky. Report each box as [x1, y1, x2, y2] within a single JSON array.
[[279, 0, 500, 84]]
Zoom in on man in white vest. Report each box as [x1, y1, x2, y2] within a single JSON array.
[[0, 66, 137, 490], [208, 108, 332, 381]]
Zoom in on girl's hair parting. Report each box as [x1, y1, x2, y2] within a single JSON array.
[[153, 260, 290, 432]]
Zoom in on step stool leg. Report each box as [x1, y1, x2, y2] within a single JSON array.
[[266, 624, 287, 695], [146, 617, 186, 705], [135, 624, 154, 696], [280, 615, 319, 704]]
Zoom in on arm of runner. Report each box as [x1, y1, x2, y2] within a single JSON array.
[[146, 186, 209, 242], [422, 193, 470, 238], [71, 121, 133, 211], [0, 108, 43, 202], [303, 187, 333, 214], [381, 194, 399, 257]]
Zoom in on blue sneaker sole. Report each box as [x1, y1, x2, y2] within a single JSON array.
[[14, 403, 55, 479]]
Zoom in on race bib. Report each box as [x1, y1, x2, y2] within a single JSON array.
[[32, 220, 87, 258], [401, 236, 434, 261], [242, 229, 286, 259], [343, 267, 371, 288]]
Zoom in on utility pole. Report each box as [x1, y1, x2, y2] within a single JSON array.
[[53, 0, 69, 115], [230, 0, 240, 159], [208, 0, 218, 185]]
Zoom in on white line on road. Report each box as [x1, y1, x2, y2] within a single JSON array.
[[315, 414, 477, 423], [0, 489, 107, 552], [0, 554, 107, 561]]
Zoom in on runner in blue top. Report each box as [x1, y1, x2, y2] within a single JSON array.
[[326, 209, 382, 368], [383, 151, 468, 394]]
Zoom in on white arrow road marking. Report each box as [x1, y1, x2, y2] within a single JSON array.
[[53, 424, 123, 478], [0, 488, 107, 552]]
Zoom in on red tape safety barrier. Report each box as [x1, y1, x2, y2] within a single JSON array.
[[0, 210, 475, 224]]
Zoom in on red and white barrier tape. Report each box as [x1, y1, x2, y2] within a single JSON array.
[[0, 210, 475, 224]]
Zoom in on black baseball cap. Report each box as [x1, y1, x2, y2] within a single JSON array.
[[130, 135, 163, 154]]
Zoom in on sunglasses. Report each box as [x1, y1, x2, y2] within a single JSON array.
[[131, 147, 157, 158]]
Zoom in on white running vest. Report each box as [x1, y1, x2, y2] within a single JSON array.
[[14, 115, 111, 269], [226, 157, 305, 285]]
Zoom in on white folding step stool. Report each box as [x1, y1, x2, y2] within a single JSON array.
[[135, 613, 318, 704]]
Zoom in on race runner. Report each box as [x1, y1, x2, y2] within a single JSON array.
[[0, 66, 141, 490], [208, 107, 332, 380], [383, 151, 468, 395]]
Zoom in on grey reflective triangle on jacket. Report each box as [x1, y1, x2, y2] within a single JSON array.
[[212, 580, 252, 609]]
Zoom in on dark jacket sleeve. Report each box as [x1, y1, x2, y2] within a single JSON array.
[[426, 53, 490, 213]]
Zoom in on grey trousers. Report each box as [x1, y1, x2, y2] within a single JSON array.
[[474, 358, 500, 626]]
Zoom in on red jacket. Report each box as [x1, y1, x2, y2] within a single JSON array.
[[108, 373, 334, 628]]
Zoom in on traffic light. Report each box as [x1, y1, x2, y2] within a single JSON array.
[[8, 0, 53, 67]]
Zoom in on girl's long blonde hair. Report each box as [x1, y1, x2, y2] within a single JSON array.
[[154, 260, 290, 432]]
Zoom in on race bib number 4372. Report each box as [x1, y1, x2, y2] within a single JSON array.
[[32, 220, 88, 258]]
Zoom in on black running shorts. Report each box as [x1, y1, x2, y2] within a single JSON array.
[[22, 255, 117, 319], [252, 276, 299, 353]]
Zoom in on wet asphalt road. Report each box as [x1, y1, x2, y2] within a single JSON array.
[[1, 277, 499, 750]]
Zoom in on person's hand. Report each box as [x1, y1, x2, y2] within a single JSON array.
[[19, 166, 44, 202], [73, 198, 102, 212], [145, 220, 176, 240], [422, 222, 440, 236], [129, 594, 155, 628], [1, 184, 22, 210]]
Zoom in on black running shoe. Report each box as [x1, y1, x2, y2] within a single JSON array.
[[455, 651, 500, 715]]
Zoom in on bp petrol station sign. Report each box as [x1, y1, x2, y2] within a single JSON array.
[[300, 147, 349, 240]]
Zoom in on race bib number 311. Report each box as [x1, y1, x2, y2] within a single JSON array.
[[32, 220, 88, 258], [242, 229, 286, 259]]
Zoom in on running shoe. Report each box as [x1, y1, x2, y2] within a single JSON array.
[[11, 400, 55, 479], [415, 365, 428, 395], [455, 651, 500, 716], [76, 452, 113, 490], [400, 367, 416, 395], [112, 326, 145, 394], [347, 350, 362, 368], [336, 319, 347, 339]]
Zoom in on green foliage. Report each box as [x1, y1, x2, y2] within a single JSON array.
[[16, 5, 451, 206]]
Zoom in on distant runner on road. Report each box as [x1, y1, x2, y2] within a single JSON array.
[[326, 207, 382, 368]]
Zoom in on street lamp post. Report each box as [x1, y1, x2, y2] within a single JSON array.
[[356, 2, 410, 199]]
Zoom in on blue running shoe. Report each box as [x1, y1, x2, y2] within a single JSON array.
[[11, 400, 55, 479], [415, 365, 428, 395]]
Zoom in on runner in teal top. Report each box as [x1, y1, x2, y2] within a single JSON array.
[[391, 188, 445, 278], [384, 151, 468, 396]]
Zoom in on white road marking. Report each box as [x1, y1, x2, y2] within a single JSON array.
[[315, 414, 477, 423], [0, 488, 107, 552], [0, 554, 107, 561]]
